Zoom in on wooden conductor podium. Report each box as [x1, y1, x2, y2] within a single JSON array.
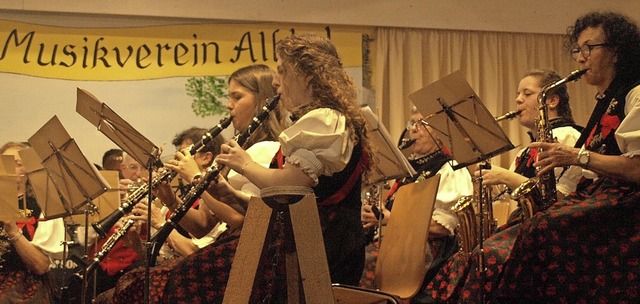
[[223, 186, 334, 304]]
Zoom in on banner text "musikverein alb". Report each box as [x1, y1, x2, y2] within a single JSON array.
[[0, 20, 362, 80]]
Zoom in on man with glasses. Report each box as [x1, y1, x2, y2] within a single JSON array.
[[360, 106, 473, 300]]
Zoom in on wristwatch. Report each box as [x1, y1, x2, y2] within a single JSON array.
[[578, 147, 591, 168]]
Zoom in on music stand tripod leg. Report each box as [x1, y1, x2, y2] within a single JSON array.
[[222, 197, 272, 304], [288, 195, 334, 304]]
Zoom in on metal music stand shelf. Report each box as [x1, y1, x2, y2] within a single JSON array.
[[360, 105, 416, 186], [408, 70, 514, 170]]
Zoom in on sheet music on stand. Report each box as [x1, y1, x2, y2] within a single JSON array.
[[76, 88, 162, 170], [19, 147, 73, 219], [361, 106, 416, 185], [408, 70, 514, 169], [27, 116, 109, 219], [69, 170, 120, 225], [0, 155, 27, 222]]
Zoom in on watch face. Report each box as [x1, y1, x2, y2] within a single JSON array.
[[579, 152, 589, 164]]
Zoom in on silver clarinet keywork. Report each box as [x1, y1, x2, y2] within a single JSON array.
[[91, 115, 233, 239], [148, 94, 281, 266], [83, 219, 136, 276]]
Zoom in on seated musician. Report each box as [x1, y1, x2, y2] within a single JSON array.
[[360, 107, 473, 301], [0, 141, 66, 303], [424, 69, 585, 303], [102, 64, 290, 303], [127, 127, 226, 261]]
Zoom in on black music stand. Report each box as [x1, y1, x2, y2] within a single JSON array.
[[76, 88, 162, 304], [409, 70, 514, 170], [408, 70, 514, 304], [361, 105, 416, 185], [19, 147, 76, 219], [27, 116, 110, 302], [28, 116, 109, 217]]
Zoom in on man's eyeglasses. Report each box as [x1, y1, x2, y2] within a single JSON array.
[[570, 43, 609, 61], [407, 119, 428, 130]]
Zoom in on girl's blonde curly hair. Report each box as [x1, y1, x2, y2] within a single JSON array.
[[276, 33, 373, 176]]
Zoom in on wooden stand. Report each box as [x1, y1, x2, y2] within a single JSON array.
[[223, 186, 334, 303]]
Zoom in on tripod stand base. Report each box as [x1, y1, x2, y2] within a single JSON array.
[[223, 188, 333, 303]]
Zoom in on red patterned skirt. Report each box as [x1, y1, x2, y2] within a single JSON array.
[[495, 178, 640, 303], [426, 223, 520, 303], [0, 269, 51, 303]]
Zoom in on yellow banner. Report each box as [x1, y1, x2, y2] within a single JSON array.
[[0, 20, 362, 80]]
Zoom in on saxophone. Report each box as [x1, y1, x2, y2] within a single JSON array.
[[511, 69, 588, 218], [452, 163, 496, 257]]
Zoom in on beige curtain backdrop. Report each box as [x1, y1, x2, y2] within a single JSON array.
[[374, 27, 596, 168]]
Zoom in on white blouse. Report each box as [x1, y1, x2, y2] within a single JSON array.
[[31, 216, 66, 268], [508, 125, 583, 196], [279, 108, 353, 185], [618, 84, 640, 157], [227, 141, 281, 197], [431, 161, 474, 235]]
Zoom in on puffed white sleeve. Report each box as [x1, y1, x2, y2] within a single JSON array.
[[431, 162, 474, 235], [553, 126, 583, 195], [31, 217, 66, 255], [617, 85, 640, 156], [227, 141, 281, 197], [279, 108, 353, 185]]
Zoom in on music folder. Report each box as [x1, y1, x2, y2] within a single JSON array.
[[0, 155, 27, 222]]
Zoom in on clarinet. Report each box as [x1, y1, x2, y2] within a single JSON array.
[[83, 219, 136, 276], [91, 116, 233, 238], [148, 94, 281, 266]]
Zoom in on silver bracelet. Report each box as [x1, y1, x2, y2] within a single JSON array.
[[8, 232, 23, 243]]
